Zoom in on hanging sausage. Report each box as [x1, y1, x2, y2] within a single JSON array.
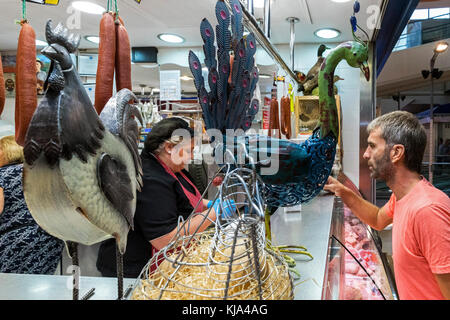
[[95, 12, 116, 114], [115, 17, 132, 92], [268, 97, 280, 138], [280, 96, 291, 139], [15, 20, 37, 146]]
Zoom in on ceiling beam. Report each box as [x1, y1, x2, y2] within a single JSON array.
[[377, 70, 450, 96]]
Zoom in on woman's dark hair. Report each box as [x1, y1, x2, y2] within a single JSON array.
[[143, 117, 194, 155]]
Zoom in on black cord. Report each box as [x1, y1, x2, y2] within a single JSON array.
[[331, 235, 386, 300]]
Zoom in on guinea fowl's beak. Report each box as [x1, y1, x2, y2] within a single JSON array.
[[361, 62, 370, 81], [41, 45, 57, 60]]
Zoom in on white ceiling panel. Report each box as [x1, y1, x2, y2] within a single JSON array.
[[0, 0, 385, 92]]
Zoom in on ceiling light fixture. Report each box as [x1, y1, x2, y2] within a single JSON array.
[[434, 41, 448, 53], [331, 0, 352, 3], [157, 33, 185, 44], [180, 75, 193, 81], [85, 35, 100, 44], [314, 28, 340, 39], [71, 1, 105, 15], [139, 63, 159, 68], [36, 39, 48, 47], [254, 0, 265, 9]]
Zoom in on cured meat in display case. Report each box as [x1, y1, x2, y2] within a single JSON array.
[[323, 173, 397, 300]]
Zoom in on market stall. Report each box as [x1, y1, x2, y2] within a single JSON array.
[[0, 0, 415, 301]]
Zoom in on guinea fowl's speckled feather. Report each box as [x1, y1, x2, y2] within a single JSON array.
[[59, 130, 136, 253]]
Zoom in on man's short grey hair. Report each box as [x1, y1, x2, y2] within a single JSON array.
[[367, 111, 427, 173]]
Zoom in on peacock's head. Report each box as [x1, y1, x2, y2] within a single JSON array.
[[344, 41, 370, 81]]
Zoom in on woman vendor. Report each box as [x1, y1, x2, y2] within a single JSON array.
[[97, 117, 234, 278]]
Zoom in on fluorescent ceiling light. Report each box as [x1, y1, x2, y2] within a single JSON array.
[[259, 74, 271, 79], [314, 28, 340, 39], [410, 9, 428, 20], [430, 8, 450, 19], [330, 0, 352, 3], [85, 35, 100, 44], [180, 76, 193, 81], [36, 39, 48, 47], [139, 63, 159, 68], [435, 41, 448, 53], [157, 33, 185, 44], [71, 1, 105, 15], [254, 0, 264, 9]]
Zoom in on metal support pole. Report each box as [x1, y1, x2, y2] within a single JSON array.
[[264, 0, 271, 38], [429, 53, 437, 184], [429, 74, 434, 184], [287, 17, 299, 72], [224, 0, 300, 84], [247, 0, 254, 15]]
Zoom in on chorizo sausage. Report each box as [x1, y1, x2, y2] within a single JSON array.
[[15, 21, 37, 146], [280, 96, 291, 139], [115, 19, 132, 92], [95, 12, 116, 114], [268, 97, 280, 138]]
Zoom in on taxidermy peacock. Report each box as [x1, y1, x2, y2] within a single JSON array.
[[189, 0, 370, 209], [22, 20, 143, 299]]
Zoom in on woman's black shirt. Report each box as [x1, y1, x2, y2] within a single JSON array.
[[96, 153, 197, 278]]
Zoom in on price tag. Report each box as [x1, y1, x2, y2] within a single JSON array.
[[160, 70, 181, 101], [26, 0, 59, 5]]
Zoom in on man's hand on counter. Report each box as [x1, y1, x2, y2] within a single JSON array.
[[323, 176, 346, 197]]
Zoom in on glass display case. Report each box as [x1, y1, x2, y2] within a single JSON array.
[[322, 173, 398, 300]]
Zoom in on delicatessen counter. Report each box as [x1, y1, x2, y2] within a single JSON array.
[[270, 173, 397, 300], [0, 173, 396, 300]]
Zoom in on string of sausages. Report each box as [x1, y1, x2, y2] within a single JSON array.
[[268, 97, 280, 138], [280, 96, 291, 139], [95, 0, 132, 114], [268, 96, 292, 139], [15, 2, 37, 146]]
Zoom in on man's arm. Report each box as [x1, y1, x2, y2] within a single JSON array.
[[324, 176, 393, 231], [434, 273, 450, 300]]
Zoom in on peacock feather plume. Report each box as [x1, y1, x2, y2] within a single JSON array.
[[189, 0, 259, 134]]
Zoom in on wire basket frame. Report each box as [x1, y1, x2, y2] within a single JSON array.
[[129, 149, 294, 300]]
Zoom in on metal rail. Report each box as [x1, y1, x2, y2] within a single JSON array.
[[224, 0, 301, 85]]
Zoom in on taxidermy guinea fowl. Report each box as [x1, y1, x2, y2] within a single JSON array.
[[189, 0, 370, 209], [299, 44, 330, 95], [22, 20, 143, 299]]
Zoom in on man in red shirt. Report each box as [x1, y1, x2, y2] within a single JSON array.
[[325, 111, 450, 300]]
